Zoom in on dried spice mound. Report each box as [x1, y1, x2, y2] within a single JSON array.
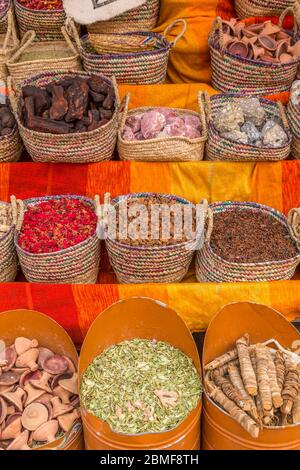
[[81, 339, 201, 435], [17, 0, 63, 10], [18, 198, 97, 254], [210, 209, 298, 263], [114, 195, 196, 247]]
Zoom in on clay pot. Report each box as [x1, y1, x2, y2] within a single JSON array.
[[36, 393, 53, 405], [288, 40, 300, 59], [38, 347, 54, 369], [24, 383, 45, 406], [43, 355, 68, 375], [0, 387, 26, 412], [32, 420, 59, 443], [222, 18, 237, 35], [228, 40, 249, 58], [261, 21, 281, 37], [58, 409, 80, 433], [7, 430, 30, 450], [52, 385, 72, 404], [11, 367, 29, 375], [1, 414, 22, 440], [0, 346, 17, 371], [21, 403, 49, 431], [59, 373, 78, 395], [0, 385, 13, 394], [251, 44, 266, 60], [244, 23, 264, 34], [276, 40, 289, 59], [0, 371, 20, 386], [30, 372, 52, 393], [242, 29, 257, 40], [15, 337, 39, 356], [20, 369, 42, 387], [51, 372, 72, 390], [258, 35, 277, 52], [16, 348, 39, 371], [70, 396, 80, 409], [6, 406, 15, 416], [276, 31, 290, 41], [223, 33, 235, 49], [0, 397, 7, 424], [63, 356, 76, 375], [243, 36, 257, 46], [279, 53, 294, 64], [50, 396, 73, 418], [260, 54, 280, 64], [234, 22, 245, 40]]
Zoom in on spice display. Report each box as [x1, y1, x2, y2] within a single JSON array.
[[16, 0, 63, 10], [0, 103, 16, 137], [213, 98, 288, 147], [205, 334, 300, 437], [18, 197, 97, 254], [122, 109, 202, 141], [81, 339, 201, 435], [21, 76, 115, 135], [113, 195, 196, 247], [220, 18, 300, 64], [209, 208, 298, 263], [0, 336, 79, 450], [0, 0, 8, 16]]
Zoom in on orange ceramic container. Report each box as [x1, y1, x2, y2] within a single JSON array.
[[0, 309, 83, 450], [202, 302, 300, 450], [79, 297, 202, 450]]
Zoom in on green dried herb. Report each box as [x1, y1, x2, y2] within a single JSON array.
[[80, 339, 201, 435]]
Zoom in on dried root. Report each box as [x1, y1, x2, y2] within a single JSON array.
[[267, 350, 283, 409], [274, 351, 285, 393], [281, 367, 300, 423], [255, 344, 272, 413], [204, 348, 238, 371], [292, 389, 300, 424], [211, 369, 246, 410], [236, 334, 257, 396]]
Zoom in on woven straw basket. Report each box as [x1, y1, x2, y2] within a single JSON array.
[[15, 195, 101, 284], [287, 94, 300, 158], [235, 0, 297, 19], [118, 92, 209, 162], [87, 0, 159, 34], [67, 18, 187, 85], [288, 207, 300, 241], [7, 27, 81, 88], [206, 94, 291, 161], [14, 0, 66, 40], [0, 9, 19, 81], [8, 70, 120, 163], [209, 11, 300, 95], [0, 123, 22, 162], [104, 192, 209, 284], [0, 195, 22, 282], [196, 201, 300, 283]]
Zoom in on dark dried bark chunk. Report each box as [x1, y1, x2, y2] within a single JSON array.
[[22, 86, 50, 116], [65, 78, 89, 122], [48, 85, 68, 121]]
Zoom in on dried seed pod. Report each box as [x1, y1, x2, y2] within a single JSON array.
[[0, 371, 19, 386], [21, 403, 49, 431], [0, 346, 17, 371], [51, 372, 72, 390], [57, 409, 80, 433], [236, 334, 257, 396], [255, 344, 273, 412], [59, 373, 78, 395], [19, 369, 42, 387], [50, 396, 73, 418], [32, 420, 59, 443], [29, 372, 52, 393], [52, 385, 72, 404], [43, 355, 68, 375], [23, 383, 45, 406], [7, 430, 30, 450], [38, 347, 54, 369], [15, 348, 39, 371], [0, 387, 26, 412], [1, 414, 22, 440]]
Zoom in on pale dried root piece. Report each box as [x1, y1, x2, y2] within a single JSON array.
[[209, 387, 260, 439], [227, 364, 257, 416], [236, 334, 257, 396], [281, 367, 300, 422], [266, 349, 283, 409], [215, 359, 240, 376], [255, 344, 273, 413], [274, 350, 285, 393], [292, 389, 300, 424], [211, 369, 246, 410], [204, 348, 238, 371]]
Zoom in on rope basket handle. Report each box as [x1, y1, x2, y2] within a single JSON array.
[[163, 19, 187, 47], [3, 9, 19, 52], [7, 30, 35, 65], [112, 75, 120, 108], [204, 203, 214, 243], [7, 76, 18, 115], [118, 93, 130, 132], [61, 25, 79, 55], [65, 17, 82, 51], [288, 207, 300, 244], [279, 6, 299, 36], [277, 100, 290, 130], [209, 16, 225, 54], [198, 91, 210, 137]]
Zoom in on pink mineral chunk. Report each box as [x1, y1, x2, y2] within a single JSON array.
[[140, 111, 166, 139], [126, 114, 142, 133], [184, 114, 201, 129], [122, 126, 136, 141]]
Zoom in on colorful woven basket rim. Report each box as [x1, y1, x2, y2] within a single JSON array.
[[15, 194, 98, 257], [206, 200, 300, 266], [106, 192, 198, 251], [210, 30, 300, 68], [82, 31, 171, 59], [14, 0, 64, 13], [15, 70, 118, 137], [209, 94, 292, 150]]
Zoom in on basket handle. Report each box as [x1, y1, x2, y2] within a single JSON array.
[[163, 19, 187, 47], [277, 100, 290, 131], [288, 207, 300, 244], [198, 91, 210, 138], [10, 195, 24, 228], [61, 25, 79, 56], [65, 17, 82, 51], [7, 76, 18, 115], [112, 75, 120, 108], [119, 93, 130, 132], [279, 5, 299, 35], [3, 9, 19, 52], [209, 16, 225, 54], [204, 203, 214, 243], [7, 30, 35, 65]]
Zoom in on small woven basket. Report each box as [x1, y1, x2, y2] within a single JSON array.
[[7, 27, 82, 87], [14, 0, 66, 40], [0, 195, 21, 282], [235, 0, 297, 19], [8, 70, 120, 163], [206, 94, 291, 161], [0, 9, 19, 81], [87, 0, 160, 34], [0, 123, 22, 162], [288, 207, 300, 241], [196, 201, 300, 283], [209, 11, 300, 95], [15, 195, 101, 284], [68, 18, 187, 85], [118, 92, 209, 162], [287, 94, 300, 158], [104, 192, 209, 284]]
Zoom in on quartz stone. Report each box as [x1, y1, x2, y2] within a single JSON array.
[[262, 121, 288, 147], [237, 97, 266, 126], [213, 103, 244, 133], [241, 121, 261, 144], [221, 130, 248, 144]]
